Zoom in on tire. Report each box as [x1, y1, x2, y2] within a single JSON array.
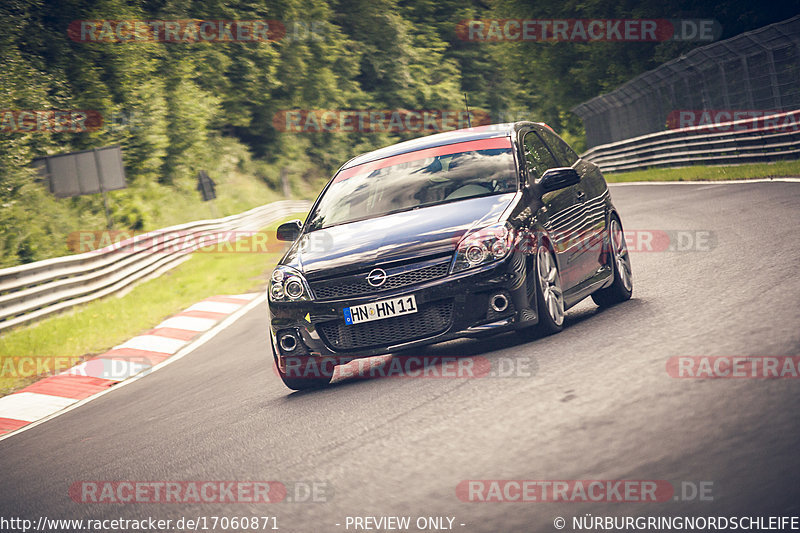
[[272, 341, 332, 390], [277, 368, 331, 391], [592, 216, 633, 308], [528, 244, 565, 336]]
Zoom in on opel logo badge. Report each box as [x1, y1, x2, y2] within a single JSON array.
[[366, 268, 387, 287]]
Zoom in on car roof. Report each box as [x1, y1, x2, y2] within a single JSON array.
[[341, 122, 540, 170]]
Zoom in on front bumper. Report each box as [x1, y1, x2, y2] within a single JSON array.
[[268, 251, 538, 368]]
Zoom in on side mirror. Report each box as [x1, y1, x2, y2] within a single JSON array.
[[540, 167, 580, 192], [276, 220, 303, 242]]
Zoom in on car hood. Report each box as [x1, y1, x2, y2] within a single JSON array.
[[284, 193, 518, 279]]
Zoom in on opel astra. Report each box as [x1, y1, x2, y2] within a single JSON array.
[[268, 122, 632, 389]]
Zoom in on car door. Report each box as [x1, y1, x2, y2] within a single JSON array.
[[537, 127, 608, 279], [522, 130, 585, 289]]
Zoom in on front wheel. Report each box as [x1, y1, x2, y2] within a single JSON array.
[[276, 366, 332, 390], [272, 342, 332, 390], [530, 245, 565, 336], [592, 217, 633, 308]]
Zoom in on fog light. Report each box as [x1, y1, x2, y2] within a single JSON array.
[[490, 293, 509, 313], [279, 333, 298, 352]]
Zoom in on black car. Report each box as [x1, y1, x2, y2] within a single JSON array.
[[268, 122, 632, 389]]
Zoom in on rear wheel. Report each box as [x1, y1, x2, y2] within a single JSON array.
[[592, 217, 633, 307]]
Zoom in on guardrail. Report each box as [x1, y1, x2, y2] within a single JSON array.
[[581, 110, 800, 173], [0, 200, 310, 333]]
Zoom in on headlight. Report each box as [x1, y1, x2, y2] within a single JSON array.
[[451, 223, 515, 274], [269, 266, 312, 301]]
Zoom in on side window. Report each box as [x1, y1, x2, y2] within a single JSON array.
[[539, 128, 579, 167], [523, 132, 558, 181]]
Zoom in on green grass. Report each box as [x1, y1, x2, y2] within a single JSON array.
[[605, 160, 800, 182], [0, 214, 304, 397]]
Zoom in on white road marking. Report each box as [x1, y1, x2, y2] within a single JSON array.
[[0, 392, 78, 422], [157, 315, 217, 332], [222, 293, 260, 301], [114, 335, 187, 354], [185, 301, 244, 314], [0, 293, 267, 442]]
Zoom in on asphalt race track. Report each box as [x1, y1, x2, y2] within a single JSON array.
[[1, 181, 799, 532]]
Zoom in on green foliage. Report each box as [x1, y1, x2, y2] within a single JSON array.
[[0, 0, 796, 266]]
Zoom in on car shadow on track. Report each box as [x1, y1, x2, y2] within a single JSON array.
[[280, 298, 644, 397], [407, 297, 646, 358]]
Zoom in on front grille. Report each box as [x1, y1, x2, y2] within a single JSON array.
[[317, 300, 454, 351], [310, 260, 450, 300]]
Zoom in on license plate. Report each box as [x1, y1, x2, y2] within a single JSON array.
[[343, 295, 418, 325]]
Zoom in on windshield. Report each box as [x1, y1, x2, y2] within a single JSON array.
[[306, 138, 517, 231]]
